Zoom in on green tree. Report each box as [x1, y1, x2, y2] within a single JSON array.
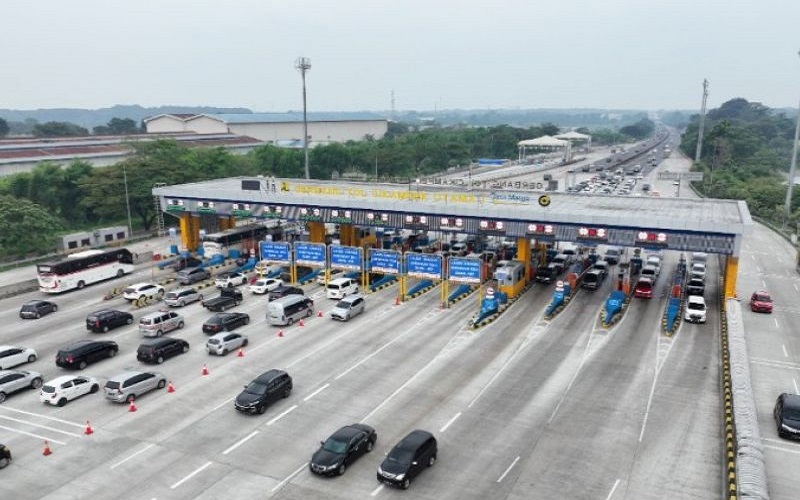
[[94, 117, 140, 135], [0, 117, 9, 137], [32, 121, 89, 137], [0, 195, 63, 257]]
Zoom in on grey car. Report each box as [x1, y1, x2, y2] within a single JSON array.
[[206, 332, 248, 356], [104, 370, 166, 403], [164, 288, 204, 307], [330, 294, 366, 321], [0, 369, 44, 403], [176, 267, 211, 285]]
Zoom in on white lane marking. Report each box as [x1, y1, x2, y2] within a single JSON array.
[[775, 318, 780, 328], [783, 344, 789, 358], [271, 462, 308, 492], [496, 456, 520, 482], [210, 397, 235, 412], [287, 329, 350, 368], [110, 443, 155, 469], [750, 357, 800, 370], [303, 383, 330, 402], [0, 424, 66, 445], [170, 461, 213, 489], [335, 327, 416, 380], [795, 283, 799, 292], [360, 353, 442, 423], [370, 484, 384, 497], [439, 412, 462, 433], [605, 478, 622, 500], [469, 346, 527, 409], [0, 415, 82, 437], [222, 431, 259, 455], [764, 444, 800, 455], [794, 378, 799, 395], [267, 405, 298, 426], [751, 255, 756, 261], [0, 406, 85, 428]]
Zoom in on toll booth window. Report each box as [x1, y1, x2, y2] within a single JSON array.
[[105, 234, 114, 242], [68, 241, 78, 249]]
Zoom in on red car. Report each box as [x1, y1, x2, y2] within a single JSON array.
[[634, 277, 654, 299], [750, 291, 773, 313]]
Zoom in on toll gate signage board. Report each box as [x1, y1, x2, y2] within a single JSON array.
[[369, 249, 401, 274], [260, 241, 291, 264], [294, 242, 326, 267], [406, 252, 443, 280], [448, 258, 482, 284], [330, 245, 363, 271]]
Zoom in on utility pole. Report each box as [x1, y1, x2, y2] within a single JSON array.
[[694, 79, 709, 162], [295, 57, 311, 179], [784, 50, 800, 221], [390, 89, 396, 121]]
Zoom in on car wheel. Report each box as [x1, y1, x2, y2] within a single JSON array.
[[90, 384, 99, 394], [0, 457, 9, 469], [179, 300, 185, 307], [77, 281, 85, 290], [156, 356, 164, 364], [0, 392, 6, 403], [282, 387, 291, 398], [366, 440, 374, 452], [428, 454, 436, 467], [198, 294, 204, 302], [221, 349, 228, 356], [57, 397, 67, 407], [103, 325, 110, 333], [117, 269, 125, 278], [287, 318, 294, 325], [227, 283, 233, 288], [31, 378, 43, 389], [52, 305, 58, 312], [182, 345, 189, 353], [257, 404, 267, 415], [157, 379, 166, 389], [126, 394, 136, 403], [109, 349, 117, 358], [157, 289, 165, 298], [244, 317, 250, 325], [401, 478, 410, 490], [27, 354, 36, 363], [306, 309, 312, 317], [178, 321, 185, 329], [126, 317, 133, 325], [242, 338, 249, 347], [78, 361, 88, 370], [35, 312, 41, 319], [156, 330, 163, 337], [337, 463, 346, 476]]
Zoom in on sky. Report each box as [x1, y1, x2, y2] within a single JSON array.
[[3, 0, 799, 113]]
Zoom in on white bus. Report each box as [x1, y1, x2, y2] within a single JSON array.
[[202, 224, 275, 259], [37, 248, 135, 293]]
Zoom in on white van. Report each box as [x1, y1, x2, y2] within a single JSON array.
[[326, 277, 359, 300], [266, 295, 314, 326]]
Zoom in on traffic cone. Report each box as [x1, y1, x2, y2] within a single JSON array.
[[84, 420, 94, 435], [317, 310, 323, 317], [128, 399, 137, 412], [395, 296, 401, 306], [167, 381, 175, 393], [202, 364, 209, 376], [277, 330, 284, 337], [237, 348, 244, 357], [299, 319, 305, 327], [43, 440, 52, 456]]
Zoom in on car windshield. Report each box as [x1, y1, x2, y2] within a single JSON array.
[[207, 339, 220, 345], [322, 438, 348, 454], [165, 292, 178, 299], [688, 302, 705, 311], [245, 381, 268, 395], [754, 294, 771, 302], [784, 407, 800, 420], [207, 317, 223, 325], [386, 449, 414, 465], [21, 304, 37, 311], [335, 300, 351, 308]]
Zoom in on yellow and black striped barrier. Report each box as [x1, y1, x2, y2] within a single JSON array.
[[719, 283, 737, 500], [447, 286, 478, 306], [405, 282, 437, 300]]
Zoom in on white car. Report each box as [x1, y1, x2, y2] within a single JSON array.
[[123, 283, 165, 302], [215, 271, 248, 288], [316, 268, 344, 285], [684, 295, 707, 323], [690, 262, 707, 280], [40, 375, 100, 406], [249, 278, 283, 295], [206, 332, 248, 356], [0, 346, 38, 370]]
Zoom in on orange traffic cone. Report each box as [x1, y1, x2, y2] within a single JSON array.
[[128, 399, 137, 412], [299, 319, 305, 327], [43, 440, 52, 456], [237, 348, 244, 357], [167, 381, 175, 393], [84, 420, 94, 435], [202, 364, 209, 376], [317, 310, 323, 317], [277, 330, 284, 337], [395, 296, 401, 306]]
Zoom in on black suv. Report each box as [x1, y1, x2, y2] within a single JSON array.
[[56, 340, 119, 370], [774, 392, 800, 440], [269, 285, 304, 301], [234, 369, 292, 414], [136, 337, 189, 364], [19, 300, 57, 319], [202, 312, 250, 334], [377, 430, 437, 489], [86, 309, 134, 333], [310, 424, 377, 476], [581, 268, 606, 290]]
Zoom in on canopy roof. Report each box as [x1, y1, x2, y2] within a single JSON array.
[[517, 135, 569, 147], [555, 131, 591, 140]]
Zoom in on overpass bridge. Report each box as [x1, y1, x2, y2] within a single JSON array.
[[153, 176, 752, 297]]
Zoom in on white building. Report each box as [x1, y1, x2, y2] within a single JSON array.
[[144, 113, 388, 146]]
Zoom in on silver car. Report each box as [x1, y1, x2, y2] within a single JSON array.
[[330, 294, 366, 321], [0, 370, 44, 403], [104, 371, 166, 403], [206, 332, 248, 356], [164, 288, 204, 307]]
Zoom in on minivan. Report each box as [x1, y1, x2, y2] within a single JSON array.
[[581, 269, 606, 290], [326, 277, 359, 300], [136, 337, 189, 364], [138, 310, 185, 337], [86, 309, 134, 333], [330, 294, 366, 321], [55, 340, 119, 370], [104, 370, 166, 403], [234, 369, 293, 414], [377, 430, 438, 489], [176, 267, 210, 285], [267, 295, 314, 326], [164, 288, 203, 307]]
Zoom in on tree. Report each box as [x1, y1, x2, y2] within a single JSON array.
[[32, 121, 89, 137], [0, 117, 8, 137], [0, 195, 63, 257], [94, 117, 140, 135]]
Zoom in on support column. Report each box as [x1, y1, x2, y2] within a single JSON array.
[[340, 224, 357, 246], [308, 222, 326, 243], [516, 237, 531, 282], [189, 215, 201, 252], [218, 216, 235, 231], [179, 214, 200, 252], [724, 256, 739, 299]]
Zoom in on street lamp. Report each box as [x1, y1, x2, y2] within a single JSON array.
[[122, 164, 134, 238], [295, 57, 311, 179], [784, 50, 800, 222]]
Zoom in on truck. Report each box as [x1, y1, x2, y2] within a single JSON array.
[[202, 288, 243, 312]]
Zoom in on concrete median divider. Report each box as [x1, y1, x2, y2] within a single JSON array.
[[0, 279, 39, 300]]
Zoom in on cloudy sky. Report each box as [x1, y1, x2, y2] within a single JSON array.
[[3, 0, 799, 112]]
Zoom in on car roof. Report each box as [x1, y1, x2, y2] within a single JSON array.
[[129, 282, 155, 288], [338, 294, 364, 303], [208, 331, 241, 340], [753, 290, 770, 296], [0, 345, 23, 350], [637, 277, 653, 284], [397, 429, 435, 449], [45, 375, 89, 385], [783, 393, 800, 409], [331, 424, 372, 441], [687, 295, 705, 304], [254, 369, 285, 383], [107, 370, 153, 381]]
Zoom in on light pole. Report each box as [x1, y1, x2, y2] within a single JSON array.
[[784, 50, 800, 222], [122, 164, 134, 238], [295, 57, 311, 179]]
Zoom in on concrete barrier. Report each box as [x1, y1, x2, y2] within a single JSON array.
[[0, 279, 39, 300]]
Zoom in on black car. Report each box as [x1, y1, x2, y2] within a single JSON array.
[[686, 278, 705, 296], [19, 300, 57, 319], [0, 443, 10, 469], [774, 393, 800, 440], [136, 337, 190, 364], [86, 309, 134, 333], [377, 430, 437, 490], [171, 256, 203, 271], [202, 312, 250, 335], [581, 268, 606, 290], [310, 424, 377, 476], [55, 340, 118, 370], [269, 285, 304, 301], [234, 369, 292, 414]]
